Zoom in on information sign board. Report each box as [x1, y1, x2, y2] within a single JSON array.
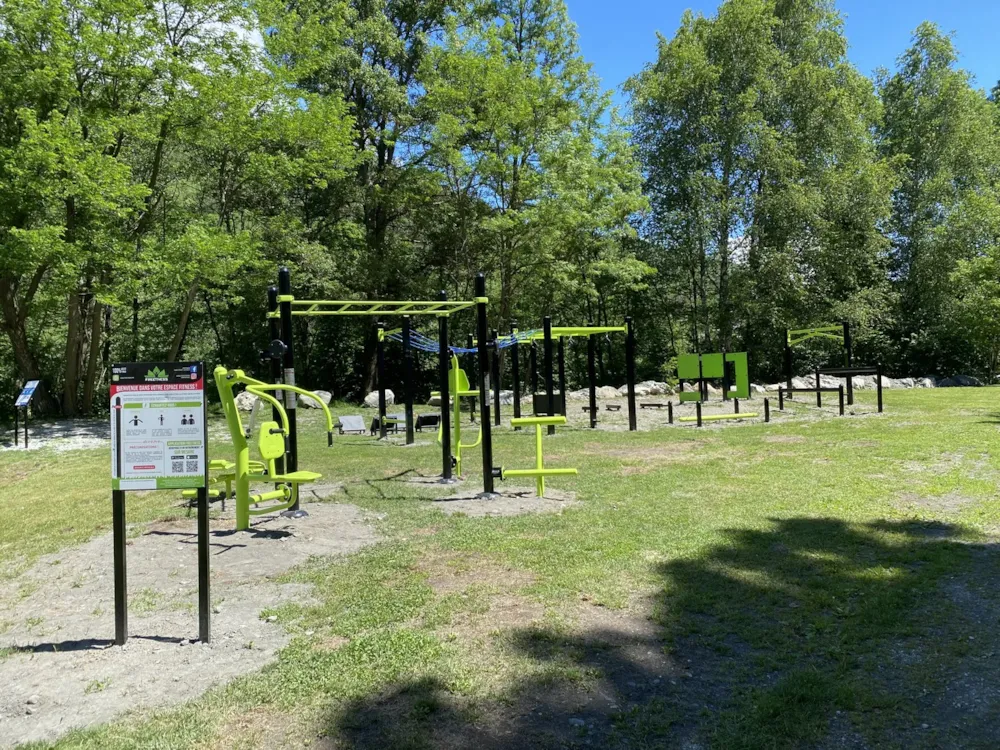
[[110, 362, 206, 491], [14, 380, 39, 408]]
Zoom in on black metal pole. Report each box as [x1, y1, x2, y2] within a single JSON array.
[[626, 317, 637, 430], [492, 328, 501, 426], [877, 364, 884, 413], [511, 323, 522, 430], [377, 321, 387, 439], [14, 408, 18, 448], [764, 397, 770, 422], [267, 287, 285, 476], [844, 321, 854, 406], [722, 349, 730, 400], [839, 385, 845, 416], [557, 336, 567, 417], [784, 342, 793, 393], [402, 316, 414, 445], [24, 407, 28, 449], [587, 322, 597, 429], [668, 401, 673, 424], [438, 294, 452, 481], [734, 398, 740, 414], [816, 368, 822, 408], [544, 316, 555, 435], [198, 376, 210, 643], [277, 267, 299, 510], [530, 342, 538, 402], [696, 400, 702, 427], [779, 388, 784, 411], [113, 488, 128, 645], [475, 274, 494, 494]]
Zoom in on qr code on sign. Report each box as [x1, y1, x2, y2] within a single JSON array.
[[186, 458, 199, 473], [171, 459, 184, 473]]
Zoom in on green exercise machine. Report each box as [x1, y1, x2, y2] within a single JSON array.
[[677, 351, 750, 402]]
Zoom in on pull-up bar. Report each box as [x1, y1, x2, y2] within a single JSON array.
[[268, 268, 497, 493]]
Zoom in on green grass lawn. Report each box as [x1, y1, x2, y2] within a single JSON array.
[[4, 388, 1000, 749]]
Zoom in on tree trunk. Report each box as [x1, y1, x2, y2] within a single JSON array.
[[63, 291, 83, 416], [82, 299, 103, 414], [0, 271, 59, 415], [167, 280, 199, 361]]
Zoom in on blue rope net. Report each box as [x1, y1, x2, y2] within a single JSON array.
[[385, 329, 539, 354]]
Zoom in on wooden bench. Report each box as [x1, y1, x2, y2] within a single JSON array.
[[640, 402, 668, 409], [606, 404, 622, 412]]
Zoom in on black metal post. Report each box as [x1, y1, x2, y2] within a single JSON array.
[[784, 343, 793, 393], [843, 321, 854, 405], [14, 408, 18, 448], [668, 401, 673, 424], [438, 296, 452, 481], [587, 322, 597, 428], [197, 486, 210, 643], [492, 328, 501, 426], [722, 349, 730, 400], [402, 316, 414, 445], [475, 274, 495, 494], [764, 398, 770, 422], [734, 398, 740, 414], [839, 385, 845, 416], [277, 267, 299, 510], [557, 336, 567, 417], [530, 342, 539, 403], [267, 287, 285, 475], [779, 388, 784, 411], [113, 489, 127, 645], [544, 317, 555, 435], [877, 364, 884, 413], [511, 323, 522, 430], [816, 368, 822, 408], [699, 356, 706, 402], [696, 401, 702, 427], [625, 317, 637, 431], [377, 321, 387, 439]]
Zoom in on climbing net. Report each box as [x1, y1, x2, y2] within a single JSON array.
[[385, 329, 540, 355]]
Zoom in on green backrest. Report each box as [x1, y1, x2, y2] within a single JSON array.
[[257, 421, 285, 473], [677, 354, 700, 380], [449, 357, 471, 394], [700, 353, 724, 378]]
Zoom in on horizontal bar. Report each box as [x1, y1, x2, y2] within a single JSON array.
[[503, 468, 579, 477], [266, 298, 477, 318], [817, 367, 878, 376], [510, 416, 567, 426], [781, 387, 840, 393], [678, 413, 758, 422], [525, 326, 626, 340]]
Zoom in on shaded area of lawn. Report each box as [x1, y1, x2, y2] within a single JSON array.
[[325, 516, 1000, 749]]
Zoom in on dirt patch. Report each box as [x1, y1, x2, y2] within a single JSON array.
[[0, 502, 379, 748], [416, 550, 536, 596], [425, 486, 579, 517], [895, 492, 979, 513], [762, 435, 806, 444]]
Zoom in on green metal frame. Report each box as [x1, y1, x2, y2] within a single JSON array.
[[678, 412, 758, 423], [677, 352, 750, 401], [787, 325, 845, 347], [436, 355, 481, 477], [524, 325, 626, 340], [502, 415, 578, 497], [213, 366, 334, 530], [268, 295, 478, 318]]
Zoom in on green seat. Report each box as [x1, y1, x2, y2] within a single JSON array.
[[254, 422, 321, 514]]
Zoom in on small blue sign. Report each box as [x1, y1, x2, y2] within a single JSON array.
[[15, 380, 39, 408]]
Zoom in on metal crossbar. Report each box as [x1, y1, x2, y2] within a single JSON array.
[[787, 325, 845, 347], [267, 296, 478, 318], [526, 326, 627, 340]]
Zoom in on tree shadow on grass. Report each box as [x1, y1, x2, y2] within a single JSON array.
[[320, 516, 1000, 749]]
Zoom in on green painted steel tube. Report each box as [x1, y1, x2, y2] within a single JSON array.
[[503, 469, 579, 477], [510, 415, 567, 427]]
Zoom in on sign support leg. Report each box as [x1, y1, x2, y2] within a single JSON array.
[[113, 489, 128, 646]]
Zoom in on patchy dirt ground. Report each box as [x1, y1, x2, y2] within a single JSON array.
[[425, 486, 579, 517], [0, 501, 379, 748], [0, 418, 233, 453]]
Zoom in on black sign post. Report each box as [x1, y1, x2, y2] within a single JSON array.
[[110, 362, 210, 645], [13, 380, 39, 449]]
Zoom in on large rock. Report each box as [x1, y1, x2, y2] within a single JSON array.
[[791, 376, 812, 390], [364, 389, 395, 407], [235, 390, 258, 412], [427, 394, 442, 407], [751, 383, 767, 395], [498, 390, 515, 405], [938, 375, 983, 387], [595, 385, 620, 399], [765, 383, 782, 392], [300, 390, 332, 408], [916, 377, 936, 388], [851, 375, 874, 390], [567, 388, 590, 401], [895, 377, 915, 389]]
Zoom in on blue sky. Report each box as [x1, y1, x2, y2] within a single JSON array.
[[566, 0, 1000, 106]]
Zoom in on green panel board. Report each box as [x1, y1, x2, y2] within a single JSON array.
[[678, 391, 702, 402], [725, 352, 750, 399], [677, 354, 701, 380], [701, 353, 723, 378]]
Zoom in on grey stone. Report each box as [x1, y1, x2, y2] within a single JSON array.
[[299, 390, 332, 408], [234, 391, 258, 412], [363, 389, 394, 408], [938, 374, 983, 387]]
